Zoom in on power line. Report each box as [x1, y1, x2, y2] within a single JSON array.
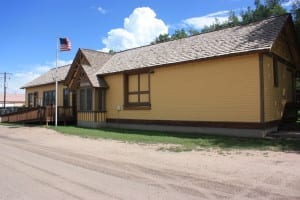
[[0, 72, 13, 109]]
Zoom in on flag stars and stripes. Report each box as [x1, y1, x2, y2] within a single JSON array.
[[59, 37, 72, 51]]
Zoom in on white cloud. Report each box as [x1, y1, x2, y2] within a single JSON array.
[[183, 10, 230, 30], [102, 7, 168, 51], [207, 10, 231, 17], [98, 6, 107, 14], [282, 0, 299, 7], [5, 59, 72, 94]]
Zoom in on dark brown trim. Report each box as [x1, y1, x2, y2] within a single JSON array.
[[106, 118, 280, 130], [123, 106, 151, 110], [273, 57, 279, 87], [123, 68, 152, 75], [138, 73, 141, 102], [124, 74, 128, 105], [77, 110, 107, 114], [128, 91, 149, 95], [263, 52, 295, 69], [259, 53, 265, 123], [124, 71, 151, 108], [101, 50, 269, 76], [148, 72, 151, 104]]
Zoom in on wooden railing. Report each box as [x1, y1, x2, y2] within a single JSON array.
[[0, 106, 76, 124], [1, 107, 45, 123], [77, 111, 106, 123]]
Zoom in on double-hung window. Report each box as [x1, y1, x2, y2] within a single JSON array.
[[80, 88, 92, 111], [28, 93, 34, 107], [43, 90, 55, 106], [63, 88, 70, 107], [98, 89, 106, 111]]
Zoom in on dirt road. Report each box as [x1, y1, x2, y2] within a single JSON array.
[[0, 125, 299, 200]]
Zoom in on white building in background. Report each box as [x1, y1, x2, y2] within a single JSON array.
[[0, 93, 25, 107]]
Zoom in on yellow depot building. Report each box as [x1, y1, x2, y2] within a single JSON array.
[[20, 64, 75, 123], [21, 14, 300, 137]]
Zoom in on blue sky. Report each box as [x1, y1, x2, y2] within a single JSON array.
[[0, 0, 293, 93]]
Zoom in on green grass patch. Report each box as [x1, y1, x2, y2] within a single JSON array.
[[49, 125, 300, 152]]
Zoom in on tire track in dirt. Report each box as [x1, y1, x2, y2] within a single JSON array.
[[0, 161, 83, 200], [1, 130, 299, 200], [0, 136, 248, 198], [0, 153, 122, 200]]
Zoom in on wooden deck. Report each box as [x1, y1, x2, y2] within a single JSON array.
[[0, 106, 76, 125]]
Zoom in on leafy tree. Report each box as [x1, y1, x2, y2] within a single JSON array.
[[253, 2, 270, 20], [151, 28, 201, 44], [171, 29, 188, 40], [228, 10, 240, 26], [151, 33, 171, 44], [269, 3, 286, 15], [265, 0, 282, 8], [241, 7, 254, 24], [255, 0, 261, 8], [187, 28, 200, 36], [201, 18, 225, 33], [151, 0, 289, 43], [240, 0, 286, 25], [291, 0, 300, 45], [201, 25, 211, 33], [108, 49, 116, 54]]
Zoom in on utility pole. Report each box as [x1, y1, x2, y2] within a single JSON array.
[[0, 72, 12, 109]]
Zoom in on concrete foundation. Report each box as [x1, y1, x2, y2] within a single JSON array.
[[104, 123, 278, 138]]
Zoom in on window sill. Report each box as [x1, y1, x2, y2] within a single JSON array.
[[123, 105, 151, 110]]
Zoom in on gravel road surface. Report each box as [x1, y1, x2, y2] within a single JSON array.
[[0, 125, 299, 200]]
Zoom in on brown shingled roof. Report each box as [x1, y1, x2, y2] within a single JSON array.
[[21, 64, 71, 89], [97, 14, 290, 75], [79, 49, 112, 87], [65, 49, 112, 89]]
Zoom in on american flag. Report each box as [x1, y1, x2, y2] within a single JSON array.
[[59, 37, 71, 51]]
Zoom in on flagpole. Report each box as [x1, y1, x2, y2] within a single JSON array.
[[55, 37, 58, 127]]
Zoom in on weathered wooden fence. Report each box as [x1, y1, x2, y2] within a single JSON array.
[[0, 106, 76, 124]]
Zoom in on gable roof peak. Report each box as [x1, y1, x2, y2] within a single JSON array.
[[65, 48, 113, 88]]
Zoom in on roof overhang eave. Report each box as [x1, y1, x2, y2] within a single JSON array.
[[97, 48, 271, 76]]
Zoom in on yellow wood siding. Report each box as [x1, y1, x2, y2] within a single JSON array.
[[263, 55, 294, 122], [25, 83, 68, 107], [77, 111, 106, 122], [105, 54, 260, 122]]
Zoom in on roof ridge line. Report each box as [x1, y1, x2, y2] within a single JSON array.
[[80, 48, 111, 54], [49, 64, 71, 71], [108, 14, 291, 54]]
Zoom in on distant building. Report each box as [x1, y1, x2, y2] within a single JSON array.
[[20, 64, 72, 108], [0, 93, 25, 107]]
